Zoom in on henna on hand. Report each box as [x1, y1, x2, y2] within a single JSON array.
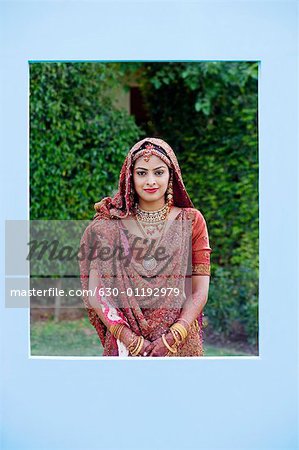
[[140, 339, 155, 357], [148, 337, 169, 357]]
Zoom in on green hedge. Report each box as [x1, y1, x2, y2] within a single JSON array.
[[30, 62, 141, 220]]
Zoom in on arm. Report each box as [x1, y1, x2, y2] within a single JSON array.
[[148, 276, 210, 356], [174, 209, 211, 339], [88, 268, 153, 356], [177, 275, 210, 326]]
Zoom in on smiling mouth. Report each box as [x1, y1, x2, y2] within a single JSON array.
[[144, 188, 158, 192]]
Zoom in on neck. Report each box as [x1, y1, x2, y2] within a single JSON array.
[[138, 198, 166, 211]]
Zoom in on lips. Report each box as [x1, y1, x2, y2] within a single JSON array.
[[144, 188, 158, 193]]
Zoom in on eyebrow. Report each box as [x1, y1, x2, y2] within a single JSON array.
[[135, 166, 166, 170]]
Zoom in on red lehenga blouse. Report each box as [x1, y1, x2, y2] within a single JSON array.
[[79, 138, 212, 357]]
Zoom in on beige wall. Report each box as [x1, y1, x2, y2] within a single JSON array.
[[110, 86, 130, 113]]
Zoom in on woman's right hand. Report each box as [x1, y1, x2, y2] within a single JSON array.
[[122, 327, 154, 357], [139, 339, 155, 357]]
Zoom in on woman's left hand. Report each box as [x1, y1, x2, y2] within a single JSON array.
[[148, 335, 172, 357], [140, 339, 155, 357]]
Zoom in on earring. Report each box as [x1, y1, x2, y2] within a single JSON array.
[[166, 172, 174, 208]]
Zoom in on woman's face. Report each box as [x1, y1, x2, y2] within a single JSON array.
[[133, 155, 170, 207]]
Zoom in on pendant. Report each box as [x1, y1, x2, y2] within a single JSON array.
[[142, 256, 157, 271]]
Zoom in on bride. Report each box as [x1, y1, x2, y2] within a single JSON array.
[[79, 137, 212, 357]]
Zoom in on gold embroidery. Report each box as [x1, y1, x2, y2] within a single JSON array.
[[192, 263, 210, 276]]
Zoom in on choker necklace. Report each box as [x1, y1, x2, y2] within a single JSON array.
[[136, 203, 169, 223]]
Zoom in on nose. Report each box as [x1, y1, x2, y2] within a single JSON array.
[[145, 174, 157, 187]]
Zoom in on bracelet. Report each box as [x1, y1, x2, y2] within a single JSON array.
[[110, 323, 126, 341], [170, 323, 188, 342], [129, 336, 144, 356], [172, 328, 184, 345], [127, 332, 137, 349], [170, 327, 181, 346], [117, 324, 126, 341], [177, 317, 191, 330], [134, 336, 144, 356], [172, 322, 188, 339], [161, 333, 177, 354], [128, 334, 138, 354], [193, 319, 200, 331]]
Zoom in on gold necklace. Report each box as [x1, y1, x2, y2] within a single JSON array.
[[135, 204, 170, 271], [136, 203, 169, 223]]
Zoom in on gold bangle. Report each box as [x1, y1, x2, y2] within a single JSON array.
[[128, 336, 138, 354], [110, 323, 126, 342], [110, 323, 121, 335], [128, 333, 138, 354], [131, 336, 144, 356], [172, 322, 188, 338], [130, 337, 141, 356], [119, 325, 126, 341], [172, 328, 184, 344], [162, 333, 177, 353], [110, 323, 121, 337], [129, 341, 138, 355], [109, 324, 116, 335], [193, 319, 200, 331], [177, 317, 191, 330], [170, 327, 181, 346], [175, 328, 187, 342], [130, 336, 143, 356], [116, 324, 126, 341], [170, 323, 188, 341], [137, 336, 144, 356], [128, 333, 137, 347]]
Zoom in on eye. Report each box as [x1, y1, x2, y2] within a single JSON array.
[[155, 171, 164, 176], [136, 171, 146, 176]]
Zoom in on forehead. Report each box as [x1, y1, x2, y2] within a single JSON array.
[[134, 154, 168, 169]]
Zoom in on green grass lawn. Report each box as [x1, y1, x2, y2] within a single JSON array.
[[30, 317, 252, 357], [30, 317, 104, 356], [203, 344, 249, 357]]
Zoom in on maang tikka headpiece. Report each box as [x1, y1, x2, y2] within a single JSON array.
[[131, 143, 172, 168], [140, 143, 154, 162]]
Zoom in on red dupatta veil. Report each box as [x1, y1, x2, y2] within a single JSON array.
[[93, 137, 194, 219], [79, 137, 203, 356]]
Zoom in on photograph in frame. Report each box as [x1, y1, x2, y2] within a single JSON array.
[[1, 2, 297, 450]]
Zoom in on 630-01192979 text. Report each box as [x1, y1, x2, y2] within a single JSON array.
[[9, 286, 182, 298]]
